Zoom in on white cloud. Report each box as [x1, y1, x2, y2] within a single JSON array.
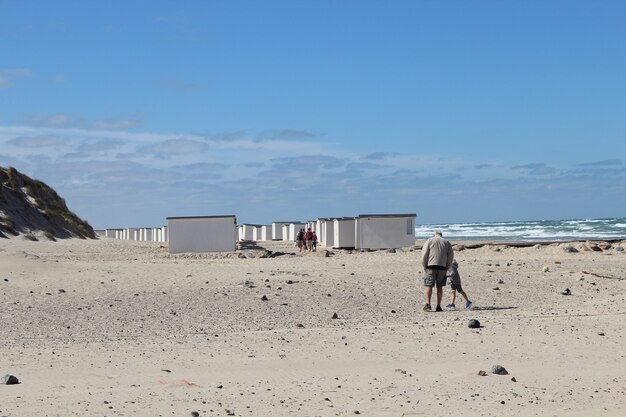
[[7, 135, 68, 148]]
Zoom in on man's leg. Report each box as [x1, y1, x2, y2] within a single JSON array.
[[425, 286, 433, 306], [436, 286, 443, 307]]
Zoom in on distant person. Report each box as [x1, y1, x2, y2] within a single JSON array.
[[312, 231, 318, 251], [421, 231, 454, 312], [296, 228, 305, 252], [304, 228, 313, 252], [446, 260, 472, 309]]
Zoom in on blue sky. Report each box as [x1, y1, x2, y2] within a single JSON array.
[[1, 0, 625, 228]]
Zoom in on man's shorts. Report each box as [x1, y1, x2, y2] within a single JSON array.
[[423, 269, 447, 288], [450, 282, 463, 292]]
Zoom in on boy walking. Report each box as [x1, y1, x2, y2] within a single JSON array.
[[446, 260, 472, 309]]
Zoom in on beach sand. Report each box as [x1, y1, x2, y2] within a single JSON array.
[[0, 237, 624, 416]]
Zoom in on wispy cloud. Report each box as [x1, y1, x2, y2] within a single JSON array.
[[511, 162, 555, 176], [22, 113, 143, 130], [0, 67, 33, 88], [139, 138, 209, 157], [2, 121, 624, 227], [7, 135, 68, 148], [155, 77, 200, 92], [577, 159, 622, 167]]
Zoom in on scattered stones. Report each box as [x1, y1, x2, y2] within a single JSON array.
[[492, 287, 500, 291], [1, 374, 20, 384], [318, 249, 331, 257], [598, 332, 605, 336], [561, 288, 571, 295], [478, 370, 487, 376], [331, 312, 338, 319], [296, 323, 304, 328], [616, 246, 624, 252], [468, 319, 481, 329], [511, 377, 517, 382], [58, 289, 66, 293], [491, 365, 509, 375], [452, 244, 466, 251], [498, 279, 504, 284], [243, 280, 256, 288], [563, 246, 578, 253], [598, 242, 612, 250], [260, 295, 268, 301], [386, 248, 396, 254], [191, 411, 200, 417]]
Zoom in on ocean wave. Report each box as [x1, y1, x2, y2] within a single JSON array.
[[415, 218, 626, 241]]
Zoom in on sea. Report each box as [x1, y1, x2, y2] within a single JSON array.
[[415, 218, 626, 242]]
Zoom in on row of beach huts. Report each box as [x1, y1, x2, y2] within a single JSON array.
[[97, 213, 416, 254]]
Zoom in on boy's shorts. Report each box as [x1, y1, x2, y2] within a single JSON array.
[[450, 282, 463, 292], [423, 269, 447, 288]]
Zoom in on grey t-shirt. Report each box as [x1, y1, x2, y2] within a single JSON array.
[[447, 264, 461, 286]]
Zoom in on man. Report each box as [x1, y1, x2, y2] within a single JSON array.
[[421, 231, 454, 312]]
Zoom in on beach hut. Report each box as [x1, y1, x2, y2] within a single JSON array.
[[319, 218, 335, 247], [242, 224, 261, 241], [282, 224, 290, 241], [333, 217, 356, 249], [260, 225, 272, 241], [355, 214, 416, 250], [252, 226, 261, 241], [166, 215, 236, 254], [272, 222, 288, 240], [289, 223, 307, 241]]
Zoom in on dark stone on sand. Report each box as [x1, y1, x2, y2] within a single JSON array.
[[386, 248, 396, 253], [616, 246, 624, 252], [563, 246, 578, 253], [491, 365, 509, 375], [261, 295, 268, 301], [561, 288, 571, 295], [478, 370, 487, 376], [1, 374, 19, 384], [297, 324, 304, 328], [511, 377, 517, 382], [331, 312, 338, 319], [468, 319, 481, 329], [191, 411, 200, 417]]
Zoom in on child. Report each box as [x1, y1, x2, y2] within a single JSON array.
[[446, 260, 473, 309]]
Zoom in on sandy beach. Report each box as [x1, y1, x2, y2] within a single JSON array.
[[0, 237, 624, 417]]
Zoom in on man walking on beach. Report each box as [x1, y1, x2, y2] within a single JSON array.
[[421, 231, 454, 312]]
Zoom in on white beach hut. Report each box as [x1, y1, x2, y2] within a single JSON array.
[[319, 218, 335, 247], [260, 225, 272, 241], [333, 217, 356, 249], [242, 224, 261, 241], [282, 224, 290, 241], [289, 223, 307, 241], [272, 222, 288, 240], [167, 215, 236, 254], [355, 214, 416, 250]]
